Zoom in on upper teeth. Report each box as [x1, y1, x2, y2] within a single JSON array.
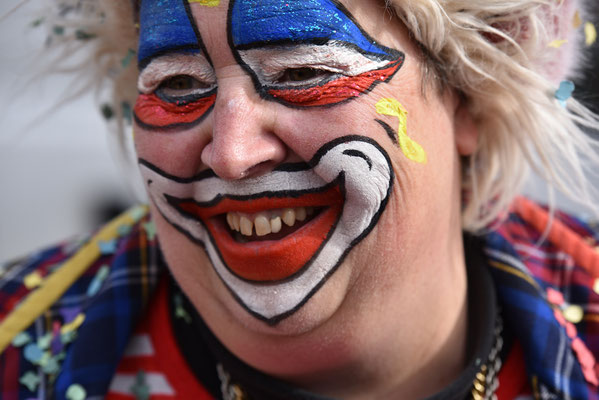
[[226, 207, 314, 237]]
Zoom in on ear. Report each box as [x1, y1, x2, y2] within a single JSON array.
[[454, 101, 478, 156]]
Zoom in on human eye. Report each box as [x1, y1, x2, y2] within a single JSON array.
[[156, 75, 212, 103], [275, 67, 335, 86], [134, 54, 217, 131]]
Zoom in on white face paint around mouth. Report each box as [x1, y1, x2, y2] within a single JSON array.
[[139, 136, 393, 324]]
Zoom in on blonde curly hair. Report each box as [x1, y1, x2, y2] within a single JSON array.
[[38, 0, 599, 231]]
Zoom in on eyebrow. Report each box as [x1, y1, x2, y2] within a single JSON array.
[[137, 0, 204, 69]]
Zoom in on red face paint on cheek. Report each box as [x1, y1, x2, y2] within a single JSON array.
[[268, 59, 402, 107], [134, 92, 216, 130]]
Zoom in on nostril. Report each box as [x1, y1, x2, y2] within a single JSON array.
[[240, 160, 276, 179]]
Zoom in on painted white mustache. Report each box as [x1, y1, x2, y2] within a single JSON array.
[[139, 136, 393, 324]]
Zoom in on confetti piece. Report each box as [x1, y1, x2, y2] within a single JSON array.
[[593, 278, 599, 295], [19, 371, 40, 392], [61, 313, 85, 335], [573, 10, 582, 29], [87, 265, 110, 297], [122, 101, 133, 124], [101, 103, 114, 120], [121, 49, 136, 68], [375, 98, 427, 164], [130, 370, 150, 400], [61, 330, 78, 345], [548, 39, 568, 48], [51, 321, 64, 354], [129, 206, 148, 223], [585, 22, 597, 46], [555, 80, 575, 107], [98, 239, 117, 255], [12, 332, 32, 347], [75, 30, 96, 40], [143, 222, 157, 241], [53, 25, 64, 35], [37, 332, 52, 350], [24, 271, 43, 289], [66, 383, 87, 400], [117, 224, 132, 236], [189, 0, 220, 6], [174, 293, 192, 324], [31, 17, 44, 27], [564, 304, 584, 324], [24, 343, 43, 364], [42, 355, 60, 375]]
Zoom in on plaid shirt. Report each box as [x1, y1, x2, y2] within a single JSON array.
[[1, 198, 598, 399]]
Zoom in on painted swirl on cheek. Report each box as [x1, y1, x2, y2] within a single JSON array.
[[269, 60, 403, 107], [134, 92, 216, 130]]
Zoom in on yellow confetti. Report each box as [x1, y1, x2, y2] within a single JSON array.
[[572, 11, 582, 29], [24, 272, 43, 289], [563, 304, 584, 324], [585, 22, 597, 46], [188, 0, 220, 6], [375, 98, 427, 164], [61, 313, 85, 335], [548, 39, 568, 48]]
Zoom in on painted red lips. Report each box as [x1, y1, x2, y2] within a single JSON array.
[[170, 185, 344, 282]]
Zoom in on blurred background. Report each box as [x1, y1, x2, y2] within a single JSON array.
[[0, 1, 598, 261]]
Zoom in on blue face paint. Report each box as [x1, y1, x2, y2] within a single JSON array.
[[230, 0, 392, 58], [138, 0, 202, 67], [228, 0, 404, 108]]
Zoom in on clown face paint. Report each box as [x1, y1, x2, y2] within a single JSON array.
[[134, 0, 216, 130], [228, 0, 405, 107], [139, 136, 393, 323]]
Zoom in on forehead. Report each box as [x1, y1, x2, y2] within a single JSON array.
[[137, 0, 387, 64]]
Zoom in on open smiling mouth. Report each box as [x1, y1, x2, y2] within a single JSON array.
[[139, 136, 393, 324], [165, 182, 344, 282]]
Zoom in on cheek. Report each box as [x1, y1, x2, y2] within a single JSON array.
[[274, 102, 393, 161], [134, 123, 211, 177]]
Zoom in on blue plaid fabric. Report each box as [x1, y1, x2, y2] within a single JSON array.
[[1, 199, 598, 399]]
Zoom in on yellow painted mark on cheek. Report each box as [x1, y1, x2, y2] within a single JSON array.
[[189, 0, 220, 6], [375, 98, 427, 164]]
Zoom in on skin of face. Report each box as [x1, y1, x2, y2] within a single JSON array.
[[133, 0, 479, 398]]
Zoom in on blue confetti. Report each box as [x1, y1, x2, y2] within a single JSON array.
[[117, 224, 133, 236], [87, 265, 110, 297], [98, 239, 118, 255], [555, 80, 575, 107], [23, 343, 43, 364]]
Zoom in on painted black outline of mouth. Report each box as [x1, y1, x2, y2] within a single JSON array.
[[142, 135, 394, 325]]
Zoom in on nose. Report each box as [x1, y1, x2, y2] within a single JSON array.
[[201, 83, 287, 180]]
